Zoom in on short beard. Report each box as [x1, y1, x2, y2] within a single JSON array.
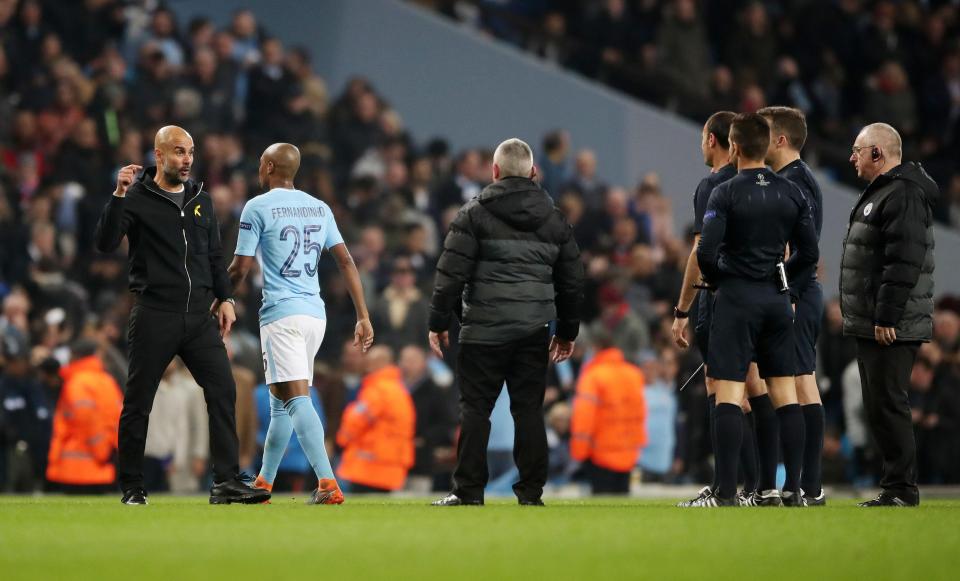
[[164, 167, 186, 186]]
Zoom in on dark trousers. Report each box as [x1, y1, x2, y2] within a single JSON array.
[[452, 327, 549, 502], [586, 462, 630, 495], [856, 339, 920, 502], [118, 305, 239, 491]]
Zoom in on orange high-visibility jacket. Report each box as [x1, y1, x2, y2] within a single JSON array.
[[46, 356, 123, 485], [570, 348, 647, 472], [336, 366, 415, 490]]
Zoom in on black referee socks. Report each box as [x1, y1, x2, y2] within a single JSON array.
[[740, 412, 759, 494], [777, 404, 806, 493], [708, 394, 718, 491], [801, 404, 825, 497], [715, 403, 743, 500], [749, 394, 779, 492]]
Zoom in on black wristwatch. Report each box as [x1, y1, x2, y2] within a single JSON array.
[[673, 306, 689, 319]]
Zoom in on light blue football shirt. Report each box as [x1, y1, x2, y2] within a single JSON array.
[[235, 188, 344, 327]]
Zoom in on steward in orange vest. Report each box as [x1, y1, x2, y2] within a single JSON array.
[[47, 347, 123, 490], [337, 347, 415, 492], [571, 343, 646, 494]]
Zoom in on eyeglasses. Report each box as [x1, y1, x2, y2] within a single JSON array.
[[851, 144, 877, 156]]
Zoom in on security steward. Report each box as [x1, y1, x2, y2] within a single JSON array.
[[95, 125, 269, 505], [690, 113, 819, 507], [570, 331, 647, 495], [842, 123, 938, 507], [428, 138, 584, 507]]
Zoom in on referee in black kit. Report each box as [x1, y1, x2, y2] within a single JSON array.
[[842, 123, 938, 507], [688, 113, 819, 508], [427, 138, 584, 507], [95, 126, 269, 505], [759, 106, 827, 506]]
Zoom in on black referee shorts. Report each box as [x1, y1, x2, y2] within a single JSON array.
[[794, 280, 823, 376], [707, 279, 795, 382], [693, 288, 713, 359]]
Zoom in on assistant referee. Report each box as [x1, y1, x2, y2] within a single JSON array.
[[95, 125, 269, 505]]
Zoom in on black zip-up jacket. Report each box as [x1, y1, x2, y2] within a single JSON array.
[[429, 176, 584, 345], [840, 162, 938, 341], [94, 166, 231, 313]]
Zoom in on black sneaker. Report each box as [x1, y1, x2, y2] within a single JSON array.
[[682, 490, 737, 508], [209, 476, 272, 505], [802, 489, 826, 506], [751, 489, 784, 507], [518, 498, 545, 506], [737, 490, 757, 506], [677, 486, 713, 508], [431, 493, 483, 506], [121, 488, 148, 505], [781, 489, 805, 507], [857, 493, 917, 507]]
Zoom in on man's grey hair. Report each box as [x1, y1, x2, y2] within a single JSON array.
[[493, 138, 534, 178], [861, 123, 903, 159]]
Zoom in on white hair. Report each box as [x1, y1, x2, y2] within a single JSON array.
[[861, 123, 902, 159], [493, 138, 534, 178]]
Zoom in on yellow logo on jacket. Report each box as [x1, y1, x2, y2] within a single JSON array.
[[194, 205, 201, 217]]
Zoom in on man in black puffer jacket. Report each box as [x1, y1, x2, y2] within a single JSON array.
[[841, 123, 939, 507], [428, 138, 583, 506]]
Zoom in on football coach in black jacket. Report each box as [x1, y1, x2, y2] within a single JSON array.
[[842, 123, 938, 507], [428, 138, 584, 506], [95, 126, 268, 505]]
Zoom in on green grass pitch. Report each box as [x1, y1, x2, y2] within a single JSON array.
[[1, 496, 958, 580]]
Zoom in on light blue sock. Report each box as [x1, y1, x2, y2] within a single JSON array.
[[259, 392, 293, 485], [285, 395, 336, 481]]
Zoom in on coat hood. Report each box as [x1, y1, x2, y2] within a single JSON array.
[[478, 176, 555, 232], [885, 162, 940, 209]]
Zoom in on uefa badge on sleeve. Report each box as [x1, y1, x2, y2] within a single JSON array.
[[864, 202, 874, 217]]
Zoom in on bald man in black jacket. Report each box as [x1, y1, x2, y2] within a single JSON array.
[[841, 123, 938, 507]]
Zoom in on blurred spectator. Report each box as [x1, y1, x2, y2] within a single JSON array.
[[371, 256, 430, 353], [0, 332, 52, 492], [562, 149, 607, 209], [639, 348, 678, 482], [570, 331, 647, 494], [538, 129, 571, 199], [45, 340, 122, 493], [336, 346, 415, 493], [399, 345, 455, 492]]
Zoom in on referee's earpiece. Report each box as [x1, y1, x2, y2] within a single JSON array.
[[871, 146, 881, 162]]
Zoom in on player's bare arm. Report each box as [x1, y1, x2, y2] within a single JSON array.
[[330, 243, 374, 352]]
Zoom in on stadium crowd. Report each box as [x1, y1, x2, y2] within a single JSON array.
[[423, 0, 960, 229], [1, 0, 959, 495]]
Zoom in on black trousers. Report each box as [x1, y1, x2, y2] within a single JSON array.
[[585, 462, 630, 495], [856, 339, 920, 502], [118, 305, 239, 491], [452, 327, 549, 502]]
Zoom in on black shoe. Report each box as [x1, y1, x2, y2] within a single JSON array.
[[681, 489, 737, 508], [431, 493, 483, 506], [518, 498, 545, 506], [781, 489, 805, 507], [677, 486, 713, 507], [209, 476, 272, 505], [121, 488, 148, 505], [751, 489, 784, 507], [802, 489, 826, 506], [858, 493, 917, 507]]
